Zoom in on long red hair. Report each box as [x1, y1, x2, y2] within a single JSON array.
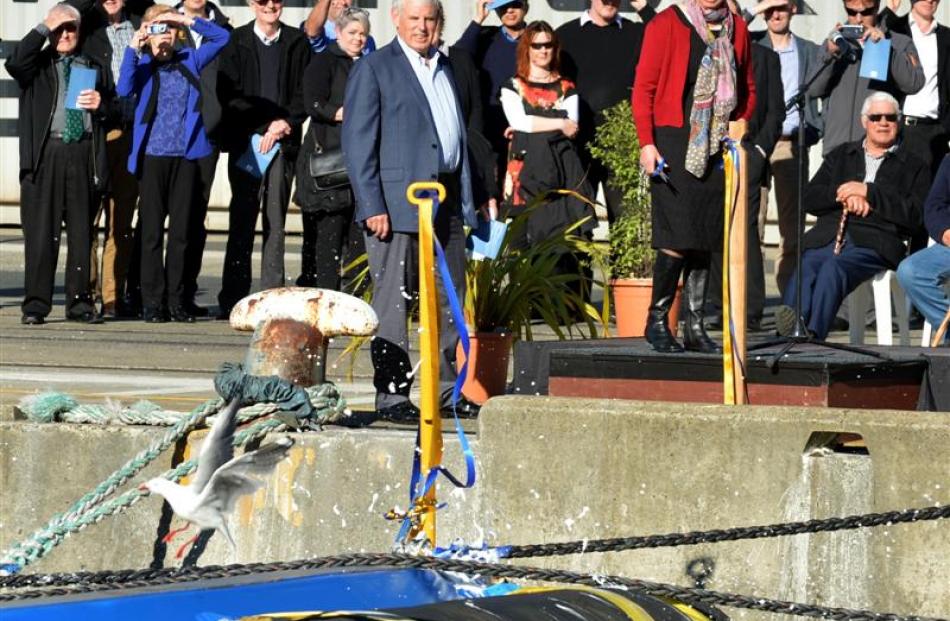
[[515, 21, 560, 80]]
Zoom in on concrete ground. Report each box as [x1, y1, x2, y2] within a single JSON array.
[[0, 228, 928, 415]]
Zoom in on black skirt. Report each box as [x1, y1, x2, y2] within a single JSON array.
[[649, 125, 725, 252]]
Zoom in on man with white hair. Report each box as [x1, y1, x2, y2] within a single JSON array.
[[343, 0, 487, 421], [775, 92, 930, 340], [6, 2, 110, 325]]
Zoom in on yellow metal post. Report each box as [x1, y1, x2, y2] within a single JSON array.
[[723, 121, 748, 405], [406, 181, 447, 547]]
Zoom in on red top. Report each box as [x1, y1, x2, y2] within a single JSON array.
[[632, 7, 756, 147]]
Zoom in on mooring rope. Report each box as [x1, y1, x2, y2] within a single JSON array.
[[501, 504, 950, 558], [1, 383, 347, 574], [0, 553, 945, 621]]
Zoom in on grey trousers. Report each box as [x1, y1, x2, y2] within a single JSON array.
[[219, 150, 293, 312], [364, 178, 467, 410]]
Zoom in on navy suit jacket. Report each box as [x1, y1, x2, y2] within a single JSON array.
[[342, 38, 477, 233]]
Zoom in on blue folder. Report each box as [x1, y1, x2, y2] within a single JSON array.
[[235, 134, 280, 178], [859, 38, 891, 81], [467, 218, 507, 261], [64, 66, 97, 110]]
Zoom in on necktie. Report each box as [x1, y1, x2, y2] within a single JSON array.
[[62, 57, 85, 143]]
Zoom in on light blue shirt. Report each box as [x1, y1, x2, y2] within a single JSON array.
[[774, 37, 800, 137], [396, 36, 462, 173]]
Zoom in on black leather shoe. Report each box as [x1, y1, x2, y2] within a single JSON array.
[[21, 313, 45, 326], [67, 311, 104, 325], [216, 307, 232, 321], [645, 251, 685, 353], [182, 301, 209, 317], [143, 307, 168, 323], [376, 401, 420, 423], [441, 396, 481, 419], [169, 306, 196, 323], [681, 258, 722, 354]]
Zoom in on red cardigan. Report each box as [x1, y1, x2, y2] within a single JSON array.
[[632, 7, 756, 147]]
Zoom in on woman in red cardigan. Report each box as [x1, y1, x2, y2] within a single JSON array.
[[632, 0, 755, 354]]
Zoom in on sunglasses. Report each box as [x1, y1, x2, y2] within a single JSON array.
[[53, 22, 79, 34], [845, 6, 878, 16], [867, 113, 898, 123], [530, 42, 554, 50], [252, 0, 283, 5]]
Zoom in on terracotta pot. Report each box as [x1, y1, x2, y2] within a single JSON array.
[[611, 278, 682, 338], [456, 331, 513, 405]]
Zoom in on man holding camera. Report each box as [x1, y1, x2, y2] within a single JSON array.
[[808, 0, 925, 156]]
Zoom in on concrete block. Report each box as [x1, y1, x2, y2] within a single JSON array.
[[477, 397, 950, 619]]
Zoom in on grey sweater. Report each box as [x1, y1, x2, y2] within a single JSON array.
[[807, 30, 924, 155]]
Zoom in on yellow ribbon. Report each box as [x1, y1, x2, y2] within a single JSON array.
[[722, 149, 738, 404]]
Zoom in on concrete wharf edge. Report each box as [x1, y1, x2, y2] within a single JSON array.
[[1, 397, 948, 619]]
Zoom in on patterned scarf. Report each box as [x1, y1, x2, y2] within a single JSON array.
[[681, 0, 738, 178]]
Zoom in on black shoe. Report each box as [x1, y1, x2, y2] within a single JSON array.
[[645, 251, 685, 353], [295, 274, 318, 288], [67, 311, 104, 325], [21, 313, 44, 326], [681, 258, 722, 354], [182, 301, 209, 317], [830, 316, 849, 332], [775, 305, 798, 337], [169, 305, 196, 323], [143, 307, 168, 323], [442, 396, 481, 419], [747, 316, 763, 332], [705, 315, 723, 330], [216, 307, 232, 321], [375, 401, 420, 423]]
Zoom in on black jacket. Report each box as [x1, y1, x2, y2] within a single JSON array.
[[294, 42, 354, 211], [448, 45, 496, 204], [5, 27, 110, 189], [745, 44, 785, 183], [177, 1, 232, 135], [76, 5, 142, 131], [803, 140, 930, 268], [880, 8, 950, 132], [216, 21, 310, 156]]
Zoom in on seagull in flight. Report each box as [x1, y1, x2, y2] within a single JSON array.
[[141, 399, 294, 558]]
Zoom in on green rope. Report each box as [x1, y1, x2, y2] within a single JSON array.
[[2, 383, 347, 573]]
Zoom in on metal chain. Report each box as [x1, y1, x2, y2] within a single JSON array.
[[1, 553, 945, 621], [503, 504, 950, 558]]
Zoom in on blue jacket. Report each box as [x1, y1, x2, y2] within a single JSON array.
[[342, 38, 478, 233], [925, 156, 950, 244], [117, 18, 229, 175]]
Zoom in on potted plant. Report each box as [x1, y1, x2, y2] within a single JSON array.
[[588, 101, 681, 337], [460, 196, 608, 402]]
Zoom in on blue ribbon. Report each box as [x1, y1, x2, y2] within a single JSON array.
[[395, 191, 477, 544]]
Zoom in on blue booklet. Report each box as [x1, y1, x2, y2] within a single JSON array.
[[859, 38, 891, 81], [235, 134, 280, 178], [64, 66, 97, 110], [467, 218, 507, 261]]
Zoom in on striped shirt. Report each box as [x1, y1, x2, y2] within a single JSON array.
[[863, 140, 900, 183], [105, 20, 135, 84]]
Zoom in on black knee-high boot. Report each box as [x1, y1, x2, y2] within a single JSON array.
[[645, 251, 685, 353], [682, 253, 722, 353]]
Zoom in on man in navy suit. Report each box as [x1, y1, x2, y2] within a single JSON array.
[[343, 0, 486, 421]]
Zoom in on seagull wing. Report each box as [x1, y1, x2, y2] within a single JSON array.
[[190, 399, 240, 494], [196, 437, 295, 515]]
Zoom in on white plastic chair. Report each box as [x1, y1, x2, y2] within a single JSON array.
[[848, 270, 910, 346]]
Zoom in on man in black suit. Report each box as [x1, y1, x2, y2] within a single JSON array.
[[709, 37, 785, 331], [881, 0, 950, 176]]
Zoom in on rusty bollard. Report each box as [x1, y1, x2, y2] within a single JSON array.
[[229, 287, 378, 387]]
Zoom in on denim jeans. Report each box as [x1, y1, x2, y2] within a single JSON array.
[[897, 244, 950, 340]]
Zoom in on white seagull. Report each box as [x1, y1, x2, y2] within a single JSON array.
[[140, 399, 295, 558]]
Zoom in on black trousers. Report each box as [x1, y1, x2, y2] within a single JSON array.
[[182, 149, 219, 304], [298, 206, 354, 290], [138, 155, 198, 310], [20, 137, 96, 318], [219, 151, 293, 312]]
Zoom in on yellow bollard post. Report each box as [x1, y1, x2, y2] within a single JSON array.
[[406, 181, 447, 547], [723, 122, 748, 405]]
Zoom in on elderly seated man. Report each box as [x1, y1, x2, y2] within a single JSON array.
[[898, 155, 950, 344], [775, 92, 930, 340]]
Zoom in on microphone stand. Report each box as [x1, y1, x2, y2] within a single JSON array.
[[749, 46, 888, 369]]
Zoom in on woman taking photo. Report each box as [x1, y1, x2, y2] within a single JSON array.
[[499, 20, 594, 280], [117, 5, 229, 322], [294, 7, 370, 291], [632, 0, 755, 353]]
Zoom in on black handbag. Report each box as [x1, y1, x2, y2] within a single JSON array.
[[309, 147, 349, 190]]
